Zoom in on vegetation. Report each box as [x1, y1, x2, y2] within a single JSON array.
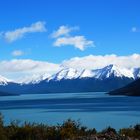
[[0, 113, 139, 140]]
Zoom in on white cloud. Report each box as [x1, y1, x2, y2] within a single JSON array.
[[0, 59, 61, 81], [51, 25, 79, 38], [54, 36, 94, 51], [12, 50, 24, 56], [3, 21, 46, 43], [51, 25, 94, 51], [0, 54, 140, 82], [62, 54, 140, 70], [131, 27, 139, 32]]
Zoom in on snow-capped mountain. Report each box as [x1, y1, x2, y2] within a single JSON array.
[[0, 75, 21, 96], [10, 64, 139, 84], [19, 73, 50, 84], [48, 68, 82, 81], [0, 75, 11, 85], [0, 64, 139, 94], [93, 64, 134, 80], [79, 64, 134, 79], [47, 64, 135, 82], [27, 64, 134, 93]]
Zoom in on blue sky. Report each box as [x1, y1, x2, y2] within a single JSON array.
[[0, 0, 140, 63], [0, 0, 140, 80]]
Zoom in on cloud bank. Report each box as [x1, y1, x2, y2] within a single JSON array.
[[3, 21, 46, 43], [0, 54, 140, 81], [0, 59, 61, 81], [62, 54, 140, 70]]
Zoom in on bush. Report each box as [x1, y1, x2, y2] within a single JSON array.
[[119, 124, 140, 139], [102, 126, 117, 134], [0, 113, 140, 140]]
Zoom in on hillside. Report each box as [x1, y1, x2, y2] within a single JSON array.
[[108, 79, 140, 96]]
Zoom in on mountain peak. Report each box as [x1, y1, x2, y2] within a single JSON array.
[[133, 68, 140, 79], [48, 68, 81, 81], [105, 64, 119, 70], [47, 65, 136, 81], [7, 64, 139, 84], [98, 64, 134, 79], [0, 75, 11, 85], [20, 73, 50, 84]]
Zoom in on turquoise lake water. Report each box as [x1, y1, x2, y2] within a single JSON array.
[[0, 92, 140, 131]]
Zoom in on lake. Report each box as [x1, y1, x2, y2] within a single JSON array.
[[0, 92, 140, 131]]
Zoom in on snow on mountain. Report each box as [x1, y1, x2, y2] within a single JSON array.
[[79, 69, 102, 78], [133, 68, 140, 79], [48, 68, 81, 81], [20, 73, 50, 84], [79, 69, 94, 78], [48, 64, 135, 81], [95, 64, 134, 80], [0, 75, 11, 85], [78, 64, 134, 80], [2, 64, 138, 85]]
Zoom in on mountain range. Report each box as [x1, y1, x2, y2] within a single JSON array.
[[0, 64, 139, 95]]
